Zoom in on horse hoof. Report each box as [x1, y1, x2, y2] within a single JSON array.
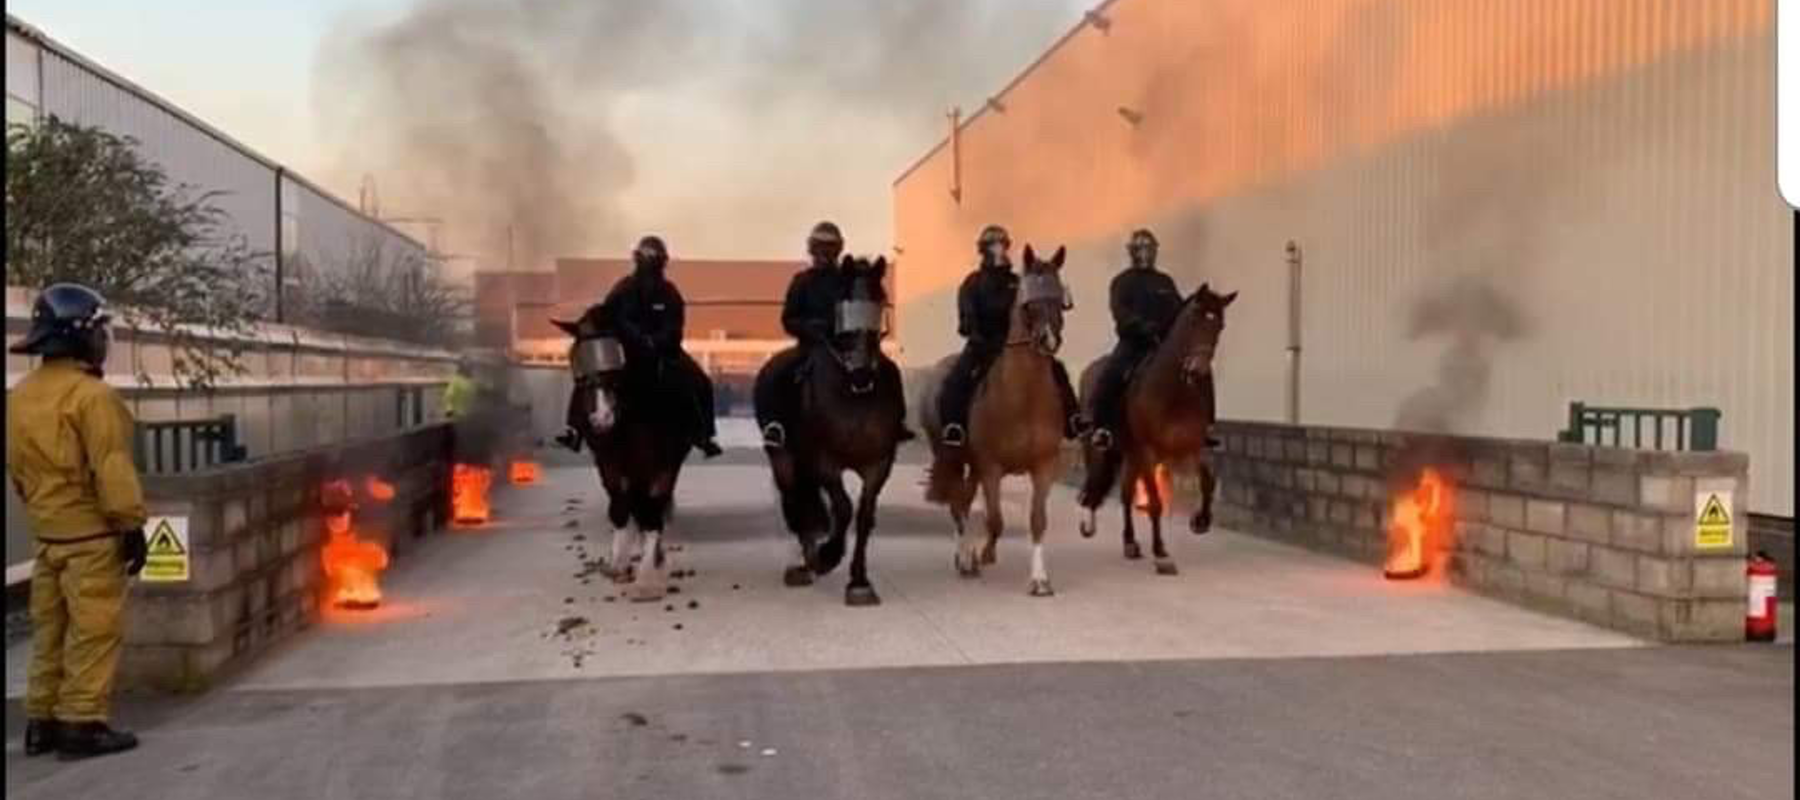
[[1079, 519, 1096, 538], [1123, 542, 1143, 560], [627, 584, 666, 603], [980, 546, 998, 566], [816, 541, 847, 576], [845, 585, 882, 607], [1190, 514, 1211, 535], [1027, 580, 1055, 597], [1154, 559, 1180, 576], [954, 553, 981, 579], [783, 565, 814, 587]]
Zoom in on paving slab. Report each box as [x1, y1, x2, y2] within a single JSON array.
[[210, 460, 1643, 692]]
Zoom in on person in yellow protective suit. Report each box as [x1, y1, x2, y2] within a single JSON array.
[[442, 359, 478, 419], [6, 283, 146, 761]]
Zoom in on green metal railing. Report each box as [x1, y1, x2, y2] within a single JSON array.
[[1556, 402, 1721, 452], [133, 415, 250, 474]]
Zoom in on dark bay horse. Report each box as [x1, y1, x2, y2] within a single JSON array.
[[552, 304, 694, 602], [756, 256, 906, 606], [920, 246, 1071, 596], [1077, 283, 1237, 574]]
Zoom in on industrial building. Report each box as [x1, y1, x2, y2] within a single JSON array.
[[5, 14, 432, 325], [891, 0, 1793, 527]]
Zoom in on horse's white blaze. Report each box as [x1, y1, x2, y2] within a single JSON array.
[[589, 387, 615, 431], [1030, 543, 1048, 583]]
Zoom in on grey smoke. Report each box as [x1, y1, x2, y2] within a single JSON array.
[[314, 0, 1088, 267], [1394, 276, 1527, 433]]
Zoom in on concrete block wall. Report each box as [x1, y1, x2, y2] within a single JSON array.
[[1207, 422, 1752, 643], [119, 423, 455, 693]]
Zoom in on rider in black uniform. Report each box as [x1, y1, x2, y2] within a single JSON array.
[[757, 222, 912, 449], [1088, 228, 1221, 454], [556, 236, 722, 458], [936, 224, 1088, 448]]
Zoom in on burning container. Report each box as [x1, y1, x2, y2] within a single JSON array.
[[319, 479, 392, 610]]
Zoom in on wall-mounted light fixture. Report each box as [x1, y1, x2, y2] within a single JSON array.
[[986, 96, 1007, 114], [1085, 9, 1112, 32], [1117, 106, 1144, 126]]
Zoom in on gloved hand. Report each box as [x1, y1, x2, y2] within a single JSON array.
[[120, 528, 148, 577]]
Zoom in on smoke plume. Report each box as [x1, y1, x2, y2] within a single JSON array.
[[1393, 276, 1526, 433], [314, 0, 1088, 268]]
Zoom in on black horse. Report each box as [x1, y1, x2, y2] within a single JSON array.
[[553, 304, 695, 602], [756, 256, 906, 606]]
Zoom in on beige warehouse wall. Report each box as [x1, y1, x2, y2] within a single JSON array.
[[892, 0, 1792, 516]]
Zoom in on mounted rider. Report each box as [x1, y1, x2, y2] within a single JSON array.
[[1088, 228, 1220, 453], [757, 221, 912, 449], [937, 224, 1089, 448], [556, 235, 723, 458]]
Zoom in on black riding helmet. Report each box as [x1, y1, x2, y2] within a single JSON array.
[[1127, 228, 1159, 269], [9, 283, 112, 365], [977, 224, 1011, 266], [807, 221, 844, 266], [633, 235, 669, 272]]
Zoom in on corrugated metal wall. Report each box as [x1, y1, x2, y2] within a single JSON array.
[[892, 0, 1792, 516], [11, 15, 429, 327], [37, 47, 280, 313]]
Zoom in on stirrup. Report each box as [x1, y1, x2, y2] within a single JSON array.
[[942, 424, 967, 447], [555, 427, 583, 453], [762, 422, 787, 449], [1091, 428, 1115, 451], [1067, 414, 1093, 439]]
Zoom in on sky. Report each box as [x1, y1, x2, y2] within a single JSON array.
[[8, 0, 1092, 267]]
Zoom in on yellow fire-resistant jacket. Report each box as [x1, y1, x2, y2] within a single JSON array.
[[443, 373, 477, 419], [5, 359, 148, 541]]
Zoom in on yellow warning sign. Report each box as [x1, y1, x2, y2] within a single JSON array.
[[1693, 491, 1733, 550], [141, 517, 190, 582]]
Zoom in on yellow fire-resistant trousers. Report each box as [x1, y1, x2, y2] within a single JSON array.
[[26, 535, 128, 723]]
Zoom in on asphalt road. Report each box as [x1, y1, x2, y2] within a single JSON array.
[[5, 646, 1792, 800]]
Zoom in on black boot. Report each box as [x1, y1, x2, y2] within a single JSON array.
[[696, 439, 724, 458], [57, 722, 138, 761], [554, 427, 583, 453], [24, 719, 61, 757]]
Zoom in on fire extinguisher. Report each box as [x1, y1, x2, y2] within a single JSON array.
[[1746, 551, 1778, 643]]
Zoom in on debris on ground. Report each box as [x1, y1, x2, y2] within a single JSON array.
[[555, 616, 589, 637], [621, 712, 649, 727], [732, 584, 742, 591], [673, 623, 684, 631], [564, 520, 580, 529], [688, 600, 699, 610]]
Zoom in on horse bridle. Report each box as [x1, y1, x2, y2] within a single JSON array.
[[1008, 273, 1071, 354], [828, 299, 885, 394]]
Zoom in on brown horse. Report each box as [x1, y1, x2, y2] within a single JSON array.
[[920, 246, 1071, 596], [1076, 283, 1237, 574]]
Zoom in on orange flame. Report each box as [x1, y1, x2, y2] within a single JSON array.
[[322, 507, 389, 610], [509, 460, 540, 485], [1133, 464, 1173, 511], [1385, 468, 1450, 580], [452, 464, 492, 525], [365, 476, 396, 502]]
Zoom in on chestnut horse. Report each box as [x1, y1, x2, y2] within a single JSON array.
[[919, 246, 1071, 596], [1076, 283, 1237, 574]]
